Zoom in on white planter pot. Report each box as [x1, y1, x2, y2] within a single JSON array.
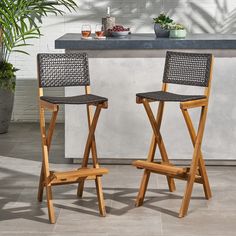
[[169, 29, 187, 38]]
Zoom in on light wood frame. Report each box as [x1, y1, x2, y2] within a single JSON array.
[[37, 85, 108, 224], [133, 55, 214, 217]]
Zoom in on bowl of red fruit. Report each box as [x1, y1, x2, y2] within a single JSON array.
[[109, 25, 130, 38]]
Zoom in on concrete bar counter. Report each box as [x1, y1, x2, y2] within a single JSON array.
[[55, 34, 236, 163]]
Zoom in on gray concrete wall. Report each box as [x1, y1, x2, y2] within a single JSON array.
[[65, 54, 236, 160]]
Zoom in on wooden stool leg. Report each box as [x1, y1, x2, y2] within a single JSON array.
[[46, 183, 55, 224], [143, 100, 176, 192], [85, 134, 107, 216], [95, 176, 106, 216], [179, 106, 208, 217], [38, 109, 58, 203], [77, 105, 104, 197], [42, 144, 55, 223], [38, 164, 44, 202], [77, 136, 97, 197], [77, 104, 107, 216], [157, 132, 176, 192], [135, 101, 163, 206], [135, 169, 151, 206], [136, 100, 176, 206], [42, 144, 55, 224], [77, 177, 85, 197], [198, 157, 212, 199], [91, 140, 106, 216], [179, 156, 199, 218], [77, 176, 86, 197], [39, 106, 58, 223], [77, 104, 100, 197], [181, 108, 212, 199]]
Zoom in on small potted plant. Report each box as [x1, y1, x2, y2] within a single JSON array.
[[153, 13, 174, 38], [169, 23, 187, 38], [0, 0, 77, 133]]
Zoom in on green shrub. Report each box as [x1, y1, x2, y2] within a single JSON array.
[[0, 61, 17, 91]]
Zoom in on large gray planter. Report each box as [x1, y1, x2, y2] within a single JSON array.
[[154, 23, 170, 38], [0, 88, 14, 133]]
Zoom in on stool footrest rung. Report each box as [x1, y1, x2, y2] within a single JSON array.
[[133, 160, 203, 184], [133, 160, 186, 176], [49, 167, 108, 184]]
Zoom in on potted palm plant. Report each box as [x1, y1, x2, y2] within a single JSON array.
[[0, 0, 77, 133]]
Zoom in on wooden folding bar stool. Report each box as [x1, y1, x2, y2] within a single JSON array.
[[133, 51, 214, 217], [37, 53, 108, 223]]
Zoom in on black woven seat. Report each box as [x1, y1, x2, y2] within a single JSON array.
[[40, 94, 108, 105], [136, 91, 206, 102]]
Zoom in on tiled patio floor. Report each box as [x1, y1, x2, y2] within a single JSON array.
[[0, 123, 236, 235]]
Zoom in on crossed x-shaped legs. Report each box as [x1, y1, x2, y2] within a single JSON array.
[[37, 100, 107, 223], [77, 103, 107, 216], [135, 99, 176, 207], [134, 96, 212, 217]]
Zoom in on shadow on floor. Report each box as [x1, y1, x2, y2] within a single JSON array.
[[0, 163, 206, 223]]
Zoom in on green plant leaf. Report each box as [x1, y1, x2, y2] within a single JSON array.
[[0, 0, 77, 62], [153, 13, 174, 28], [0, 60, 16, 91]]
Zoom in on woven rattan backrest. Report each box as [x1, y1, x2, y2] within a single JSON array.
[[163, 51, 212, 87], [37, 53, 90, 88]]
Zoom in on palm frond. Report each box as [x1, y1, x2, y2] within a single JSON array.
[[0, 0, 78, 62]]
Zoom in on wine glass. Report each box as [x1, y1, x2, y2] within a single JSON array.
[[81, 24, 91, 38], [95, 24, 105, 37]]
